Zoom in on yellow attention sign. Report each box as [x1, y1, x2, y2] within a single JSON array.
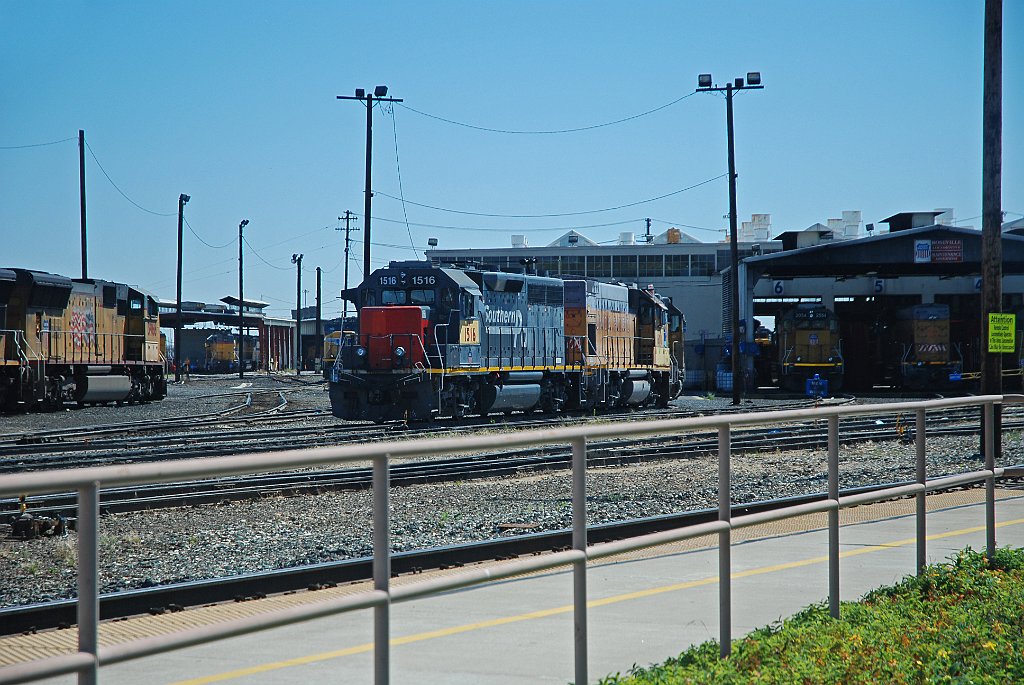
[[459, 319, 480, 345], [988, 313, 1016, 353]]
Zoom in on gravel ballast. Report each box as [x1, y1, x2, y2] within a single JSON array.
[[0, 377, 1016, 609]]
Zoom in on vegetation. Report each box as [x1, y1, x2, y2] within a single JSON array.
[[599, 547, 1024, 685]]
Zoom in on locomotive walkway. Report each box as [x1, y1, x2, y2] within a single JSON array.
[[5, 487, 1023, 685]]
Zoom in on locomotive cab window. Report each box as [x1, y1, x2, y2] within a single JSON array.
[[382, 289, 407, 305], [362, 289, 377, 307], [440, 288, 456, 311], [409, 289, 435, 305], [130, 298, 143, 311], [461, 293, 475, 318]]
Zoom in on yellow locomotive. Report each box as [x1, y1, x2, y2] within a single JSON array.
[[0, 268, 166, 410]]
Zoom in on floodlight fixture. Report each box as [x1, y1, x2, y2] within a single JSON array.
[[734, 77, 745, 88], [239, 219, 249, 229], [179, 193, 190, 204], [746, 71, 761, 86], [374, 85, 388, 97], [355, 88, 365, 98], [698, 73, 712, 88], [427, 237, 438, 247]]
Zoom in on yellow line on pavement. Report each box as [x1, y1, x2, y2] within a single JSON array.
[[171, 516, 1024, 684]]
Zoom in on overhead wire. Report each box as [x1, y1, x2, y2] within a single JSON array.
[[184, 217, 235, 249], [353, 213, 640, 233], [371, 173, 728, 218], [0, 136, 77, 149], [242, 236, 292, 271], [383, 103, 419, 258], [84, 141, 177, 216], [395, 91, 698, 135]]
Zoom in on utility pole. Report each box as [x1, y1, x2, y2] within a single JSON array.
[[315, 266, 322, 371], [174, 193, 190, 383], [337, 87, 403, 278], [337, 211, 359, 320], [698, 72, 764, 406], [79, 130, 88, 279], [292, 254, 304, 375], [981, 0, 1002, 547], [645, 217, 652, 243], [238, 219, 249, 380]]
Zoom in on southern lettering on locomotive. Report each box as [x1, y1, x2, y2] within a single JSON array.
[[328, 261, 683, 421]]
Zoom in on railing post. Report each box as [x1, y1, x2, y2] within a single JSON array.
[[915, 409, 927, 574], [717, 425, 731, 658], [984, 402, 996, 559], [571, 436, 588, 685], [77, 482, 99, 685], [827, 415, 840, 619], [373, 454, 390, 685]]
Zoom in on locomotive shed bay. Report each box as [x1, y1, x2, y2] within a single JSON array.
[[0, 375, 1015, 612]]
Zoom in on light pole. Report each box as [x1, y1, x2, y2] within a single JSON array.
[[337, 211, 359, 321], [238, 219, 249, 380], [292, 253, 303, 375], [337, 86, 403, 279], [174, 193, 190, 382], [697, 72, 763, 405]]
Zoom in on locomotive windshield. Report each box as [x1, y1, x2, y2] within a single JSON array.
[[381, 289, 435, 305]]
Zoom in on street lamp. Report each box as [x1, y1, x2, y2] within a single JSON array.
[[337, 86, 404, 279], [292, 253, 303, 375], [238, 219, 249, 380], [697, 72, 764, 406], [175, 193, 190, 382]]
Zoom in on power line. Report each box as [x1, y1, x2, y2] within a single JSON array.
[[0, 136, 77, 150], [184, 217, 235, 249], [648, 217, 723, 234], [242, 236, 292, 271], [85, 142, 177, 216], [371, 173, 728, 218], [358, 213, 640, 233], [395, 91, 697, 134], [384, 103, 419, 258]]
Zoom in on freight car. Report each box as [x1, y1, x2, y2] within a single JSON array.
[[874, 303, 962, 390], [327, 261, 683, 421], [777, 303, 843, 393], [0, 268, 166, 411], [204, 331, 260, 373]]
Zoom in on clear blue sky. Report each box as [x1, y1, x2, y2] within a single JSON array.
[[2, 2, 1021, 319]]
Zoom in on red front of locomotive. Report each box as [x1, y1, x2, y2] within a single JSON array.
[[359, 306, 428, 370]]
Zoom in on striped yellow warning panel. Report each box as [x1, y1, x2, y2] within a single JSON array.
[[0, 487, 1014, 668]]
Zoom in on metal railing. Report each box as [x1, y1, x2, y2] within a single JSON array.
[[0, 395, 1016, 685]]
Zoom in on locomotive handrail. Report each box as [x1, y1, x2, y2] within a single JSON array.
[[0, 395, 1014, 685]]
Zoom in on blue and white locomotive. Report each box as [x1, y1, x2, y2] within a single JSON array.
[[327, 261, 684, 421]]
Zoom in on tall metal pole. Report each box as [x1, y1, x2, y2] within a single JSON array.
[[175, 194, 189, 383], [338, 88, 402, 281], [338, 210, 358, 320], [238, 219, 248, 380], [981, 0, 1003, 469], [79, 130, 88, 279], [725, 83, 741, 406], [293, 254, 303, 375], [315, 266, 322, 371], [363, 93, 374, 279]]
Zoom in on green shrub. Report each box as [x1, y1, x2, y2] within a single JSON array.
[[599, 547, 1024, 685]]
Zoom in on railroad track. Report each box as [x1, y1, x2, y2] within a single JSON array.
[[0, 478, 1006, 637], [1, 404, 1000, 520], [0, 398, 845, 473]]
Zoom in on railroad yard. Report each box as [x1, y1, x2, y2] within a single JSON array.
[[0, 374, 1018, 623]]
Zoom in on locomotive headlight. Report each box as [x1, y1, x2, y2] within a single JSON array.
[[355, 347, 367, 358], [796, 356, 803, 362], [394, 346, 406, 358]]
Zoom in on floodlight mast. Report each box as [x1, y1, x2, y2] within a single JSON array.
[[337, 86, 404, 280], [697, 73, 764, 407]]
